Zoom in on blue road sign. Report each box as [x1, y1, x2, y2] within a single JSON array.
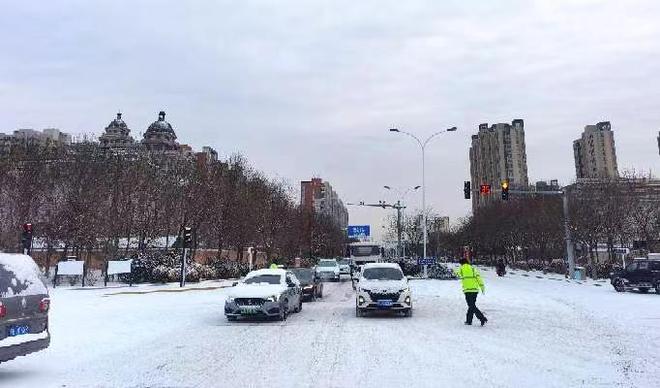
[[347, 225, 370, 239], [417, 257, 437, 266]]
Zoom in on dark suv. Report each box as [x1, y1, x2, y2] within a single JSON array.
[[0, 254, 51, 363], [610, 259, 660, 294]]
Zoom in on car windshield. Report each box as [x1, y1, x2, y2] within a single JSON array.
[[244, 274, 281, 285], [318, 261, 336, 267], [291, 269, 314, 281], [362, 267, 403, 280], [338, 259, 350, 265]]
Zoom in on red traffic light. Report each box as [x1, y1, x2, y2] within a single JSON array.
[[479, 184, 491, 195], [22, 223, 33, 233]]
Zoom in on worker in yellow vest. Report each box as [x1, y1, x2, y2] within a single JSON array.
[[269, 263, 278, 269], [455, 257, 488, 326]]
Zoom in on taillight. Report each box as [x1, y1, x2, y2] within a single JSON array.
[[39, 298, 50, 313], [0, 302, 6, 318]]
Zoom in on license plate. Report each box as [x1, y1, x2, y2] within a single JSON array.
[[8, 325, 30, 337], [377, 300, 393, 308], [240, 307, 259, 315]]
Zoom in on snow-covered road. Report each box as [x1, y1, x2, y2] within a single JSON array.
[[1, 268, 658, 388]]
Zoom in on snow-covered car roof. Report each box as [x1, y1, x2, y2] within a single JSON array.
[[362, 262, 402, 270], [245, 268, 287, 278], [0, 253, 48, 297]]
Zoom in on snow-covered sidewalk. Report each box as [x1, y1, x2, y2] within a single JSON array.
[[1, 271, 657, 387]]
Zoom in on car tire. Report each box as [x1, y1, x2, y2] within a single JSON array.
[[318, 288, 323, 298], [639, 287, 649, 293], [404, 308, 413, 317], [613, 279, 625, 292], [655, 282, 660, 295], [356, 304, 363, 317], [298, 299, 303, 312], [279, 301, 288, 321]]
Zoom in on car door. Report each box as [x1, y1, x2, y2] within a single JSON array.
[[284, 273, 297, 309], [636, 261, 651, 284], [624, 262, 639, 283]]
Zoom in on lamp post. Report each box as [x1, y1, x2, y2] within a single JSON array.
[[389, 126, 457, 278], [383, 185, 420, 259]]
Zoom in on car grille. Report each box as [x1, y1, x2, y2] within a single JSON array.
[[235, 298, 265, 306], [368, 291, 400, 301]]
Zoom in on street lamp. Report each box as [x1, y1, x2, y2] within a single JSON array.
[[383, 185, 421, 259], [389, 126, 457, 278]]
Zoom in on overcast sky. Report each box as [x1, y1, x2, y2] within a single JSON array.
[[1, 0, 659, 241]]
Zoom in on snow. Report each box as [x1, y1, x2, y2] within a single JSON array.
[[0, 254, 48, 297], [1, 269, 658, 387], [0, 331, 49, 348]]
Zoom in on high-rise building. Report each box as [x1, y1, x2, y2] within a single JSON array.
[[573, 121, 618, 180], [469, 119, 529, 210], [300, 178, 348, 229]]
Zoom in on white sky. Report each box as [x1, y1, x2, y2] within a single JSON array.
[[1, 0, 659, 241]]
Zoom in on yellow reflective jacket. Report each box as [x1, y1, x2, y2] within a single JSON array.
[[455, 264, 485, 293]]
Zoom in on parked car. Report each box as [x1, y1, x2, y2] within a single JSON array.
[[290, 268, 323, 301], [610, 259, 660, 294], [355, 263, 412, 317], [0, 254, 51, 363], [338, 258, 351, 275], [225, 268, 302, 321], [315, 259, 340, 282]]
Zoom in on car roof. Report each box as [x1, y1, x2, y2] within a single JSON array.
[[318, 259, 337, 262], [245, 268, 286, 278], [362, 262, 401, 270]]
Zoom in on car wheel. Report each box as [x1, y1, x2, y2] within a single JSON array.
[[318, 287, 323, 298], [279, 301, 288, 321], [613, 279, 625, 292], [639, 287, 649, 293], [655, 282, 660, 295], [404, 308, 413, 317], [298, 299, 303, 312]]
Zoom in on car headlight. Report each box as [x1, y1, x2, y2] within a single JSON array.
[[266, 295, 279, 302], [358, 296, 365, 304]]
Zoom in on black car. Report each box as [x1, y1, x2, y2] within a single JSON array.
[[290, 268, 323, 301], [1, 254, 51, 363], [610, 259, 660, 294]]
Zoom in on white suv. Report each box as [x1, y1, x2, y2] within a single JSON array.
[[315, 259, 341, 282], [355, 263, 412, 317]]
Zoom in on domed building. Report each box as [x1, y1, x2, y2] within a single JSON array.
[[99, 112, 135, 148], [142, 111, 179, 151]]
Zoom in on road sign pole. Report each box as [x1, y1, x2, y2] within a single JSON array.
[[180, 247, 187, 288]]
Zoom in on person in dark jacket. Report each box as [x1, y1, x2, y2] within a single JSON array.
[[455, 257, 488, 326]]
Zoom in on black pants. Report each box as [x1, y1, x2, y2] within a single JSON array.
[[464, 292, 486, 324]]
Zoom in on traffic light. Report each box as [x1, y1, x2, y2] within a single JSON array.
[[21, 223, 33, 253], [501, 179, 510, 200], [480, 184, 491, 195], [182, 227, 193, 248], [463, 181, 471, 199]]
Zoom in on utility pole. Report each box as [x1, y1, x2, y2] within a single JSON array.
[[389, 127, 457, 278]]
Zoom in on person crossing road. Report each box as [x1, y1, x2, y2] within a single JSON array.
[[456, 257, 488, 326]]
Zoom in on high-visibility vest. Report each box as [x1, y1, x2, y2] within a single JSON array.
[[455, 264, 485, 293]]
